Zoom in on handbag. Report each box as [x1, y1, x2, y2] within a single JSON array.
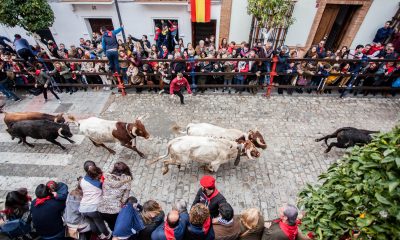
[[296, 76, 308, 86], [392, 77, 400, 88], [65, 226, 79, 239], [29, 87, 43, 96]]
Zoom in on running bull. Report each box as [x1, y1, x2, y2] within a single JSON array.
[[150, 136, 261, 175], [6, 120, 74, 150], [315, 127, 379, 153], [172, 123, 267, 150], [70, 116, 150, 158]]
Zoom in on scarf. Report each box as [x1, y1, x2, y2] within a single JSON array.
[[203, 217, 211, 235], [164, 221, 175, 240], [274, 219, 299, 240], [202, 189, 219, 207], [106, 31, 113, 37], [0, 208, 13, 216], [34, 196, 51, 207], [217, 217, 233, 225], [70, 64, 77, 79]]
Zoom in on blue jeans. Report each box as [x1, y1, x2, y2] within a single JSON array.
[[121, 67, 128, 84], [106, 50, 120, 73], [235, 75, 244, 91], [41, 228, 66, 240], [264, 62, 271, 85], [0, 83, 19, 100]]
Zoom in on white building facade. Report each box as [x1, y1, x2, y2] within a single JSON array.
[[0, 0, 398, 51]]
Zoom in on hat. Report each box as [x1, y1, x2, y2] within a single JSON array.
[[200, 175, 215, 189]]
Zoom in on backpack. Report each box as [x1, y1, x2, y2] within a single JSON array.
[[0, 219, 32, 239], [392, 77, 400, 88]]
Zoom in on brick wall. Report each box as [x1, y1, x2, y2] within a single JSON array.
[[218, 0, 233, 46]]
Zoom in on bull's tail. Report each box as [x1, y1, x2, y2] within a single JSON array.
[[67, 115, 80, 127], [149, 148, 170, 165], [171, 123, 186, 134]]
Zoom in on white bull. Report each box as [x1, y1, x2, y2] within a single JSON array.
[[172, 123, 267, 149], [150, 136, 260, 175]]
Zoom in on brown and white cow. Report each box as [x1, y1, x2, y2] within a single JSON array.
[[150, 136, 261, 175], [172, 123, 267, 150], [71, 116, 150, 157]]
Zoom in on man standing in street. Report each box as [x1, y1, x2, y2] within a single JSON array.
[[169, 72, 192, 105], [100, 25, 123, 74], [192, 175, 227, 218]]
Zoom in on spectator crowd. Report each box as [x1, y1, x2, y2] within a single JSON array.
[[0, 161, 318, 240], [1, 20, 400, 102]]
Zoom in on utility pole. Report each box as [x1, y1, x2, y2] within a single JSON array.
[[114, 0, 126, 43]]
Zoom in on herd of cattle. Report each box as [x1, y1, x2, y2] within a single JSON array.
[[0, 103, 379, 174]]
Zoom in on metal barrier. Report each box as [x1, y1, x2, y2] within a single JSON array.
[[10, 57, 400, 97]]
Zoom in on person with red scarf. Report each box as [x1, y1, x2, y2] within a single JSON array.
[[186, 203, 215, 240], [192, 175, 227, 219], [151, 210, 188, 240], [262, 204, 310, 240], [30, 184, 67, 239]]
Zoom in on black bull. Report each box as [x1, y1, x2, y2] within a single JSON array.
[[7, 120, 74, 150], [315, 127, 379, 153]]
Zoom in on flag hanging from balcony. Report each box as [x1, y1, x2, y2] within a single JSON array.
[[191, 0, 211, 23]]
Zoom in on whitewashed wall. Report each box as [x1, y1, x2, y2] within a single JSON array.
[[0, 25, 36, 45], [351, 0, 399, 48], [284, 0, 317, 47], [228, 0, 252, 43]]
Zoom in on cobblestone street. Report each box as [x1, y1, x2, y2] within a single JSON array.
[[0, 92, 399, 219]]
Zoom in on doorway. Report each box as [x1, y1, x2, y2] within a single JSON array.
[[88, 18, 114, 34], [35, 28, 56, 44], [192, 20, 216, 46], [312, 4, 360, 50]]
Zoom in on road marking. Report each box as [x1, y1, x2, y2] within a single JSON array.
[[0, 152, 71, 166], [0, 133, 85, 145], [0, 176, 57, 192]]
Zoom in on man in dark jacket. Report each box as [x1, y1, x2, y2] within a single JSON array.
[[192, 175, 227, 218], [30, 184, 67, 239], [151, 210, 188, 240], [373, 21, 394, 44], [100, 25, 123, 74], [0, 36, 15, 53]]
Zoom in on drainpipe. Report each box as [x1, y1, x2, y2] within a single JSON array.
[[249, 16, 255, 47], [115, 0, 126, 43]]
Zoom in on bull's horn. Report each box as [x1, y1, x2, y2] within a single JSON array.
[[58, 128, 65, 137], [256, 138, 267, 149], [246, 149, 254, 160]]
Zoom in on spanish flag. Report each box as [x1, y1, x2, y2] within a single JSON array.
[[191, 0, 211, 23]]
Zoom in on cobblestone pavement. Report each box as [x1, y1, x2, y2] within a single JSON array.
[[0, 91, 399, 220]]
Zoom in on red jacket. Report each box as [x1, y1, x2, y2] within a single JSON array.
[[170, 77, 192, 94]]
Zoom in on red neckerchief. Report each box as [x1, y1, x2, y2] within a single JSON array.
[[100, 175, 105, 183], [274, 219, 300, 240], [35, 70, 41, 76], [164, 221, 175, 240], [202, 189, 219, 207], [202, 217, 211, 235], [70, 64, 77, 79], [34, 196, 51, 207], [107, 31, 113, 37], [163, 50, 168, 58], [0, 208, 13, 215]]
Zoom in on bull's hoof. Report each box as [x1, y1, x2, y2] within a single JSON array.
[[315, 139, 319, 142], [17, 140, 22, 144], [61, 146, 66, 150], [70, 140, 76, 144], [162, 166, 169, 175], [138, 152, 145, 158], [26, 144, 34, 148], [324, 149, 330, 153]]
